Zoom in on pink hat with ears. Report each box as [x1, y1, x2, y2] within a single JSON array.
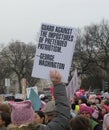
[[11, 100, 34, 125]]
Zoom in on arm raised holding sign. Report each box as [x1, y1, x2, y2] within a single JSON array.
[[7, 69, 70, 130], [41, 69, 70, 130]]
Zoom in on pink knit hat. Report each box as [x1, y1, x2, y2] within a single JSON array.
[[79, 104, 94, 116], [11, 100, 34, 125], [75, 91, 83, 98]]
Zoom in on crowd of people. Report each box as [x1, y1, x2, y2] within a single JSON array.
[[0, 70, 109, 130]]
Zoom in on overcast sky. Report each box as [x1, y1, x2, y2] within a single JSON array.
[[0, 0, 109, 45]]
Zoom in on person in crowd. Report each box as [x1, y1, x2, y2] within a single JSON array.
[[90, 103, 102, 125], [70, 97, 78, 118], [0, 103, 11, 115], [34, 111, 45, 124], [106, 126, 109, 130], [7, 69, 70, 130], [104, 100, 109, 106], [78, 95, 88, 105], [70, 94, 79, 116], [79, 104, 102, 130], [0, 111, 11, 130], [98, 104, 109, 125], [103, 111, 109, 130], [101, 105, 109, 116], [70, 115, 92, 130], [103, 88, 109, 99], [95, 97, 101, 105], [100, 99, 106, 108], [43, 100, 56, 124], [88, 95, 97, 104], [8, 100, 35, 130]]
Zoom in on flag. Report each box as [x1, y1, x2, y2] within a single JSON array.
[[49, 86, 55, 100], [87, 86, 91, 98], [66, 69, 78, 102]]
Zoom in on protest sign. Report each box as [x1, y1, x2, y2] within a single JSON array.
[[15, 93, 24, 100], [5, 78, 10, 87], [28, 88, 41, 111], [26, 86, 38, 99], [66, 69, 78, 101], [32, 23, 77, 83]]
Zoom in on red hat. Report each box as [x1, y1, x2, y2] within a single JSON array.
[[103, 105, 109, 112]]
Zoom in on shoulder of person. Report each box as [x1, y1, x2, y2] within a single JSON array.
[[32, 124, 46, 130], [104, 113, 109, 122], [0, 128, 7, 130]]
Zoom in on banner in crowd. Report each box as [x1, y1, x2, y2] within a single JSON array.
[[66, 69, 78, 101], [32, 23, 77, 83]]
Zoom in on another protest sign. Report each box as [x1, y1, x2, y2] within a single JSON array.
[[28, 88, 41, 111], [66, 69, 78, 102], [26, 86, 38, 99]]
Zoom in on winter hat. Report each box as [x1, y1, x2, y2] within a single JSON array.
[[11, 100, 34, 125], [43, 101, 56, 115], [79, 104, 94, 116], [102, 105, 109, 112], [80, 96, 87, 104], [75, 91, 83, 98]]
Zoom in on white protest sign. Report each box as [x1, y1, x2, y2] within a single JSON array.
[[5, 78, 10, 87], [26, 86, 38, 99], [66, 69, 78, 101], [32, 23, 77, 83], [15, 93, 24, 99]]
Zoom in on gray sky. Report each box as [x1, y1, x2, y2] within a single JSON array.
[[0, 0, 109, 45]]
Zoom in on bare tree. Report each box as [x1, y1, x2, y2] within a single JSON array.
[[74, 20, 109, 77], [69, 20, 109, 89], [1, 41, 39, 92]]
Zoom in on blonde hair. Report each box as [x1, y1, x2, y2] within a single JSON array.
[[7, 123, 41, 130]]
